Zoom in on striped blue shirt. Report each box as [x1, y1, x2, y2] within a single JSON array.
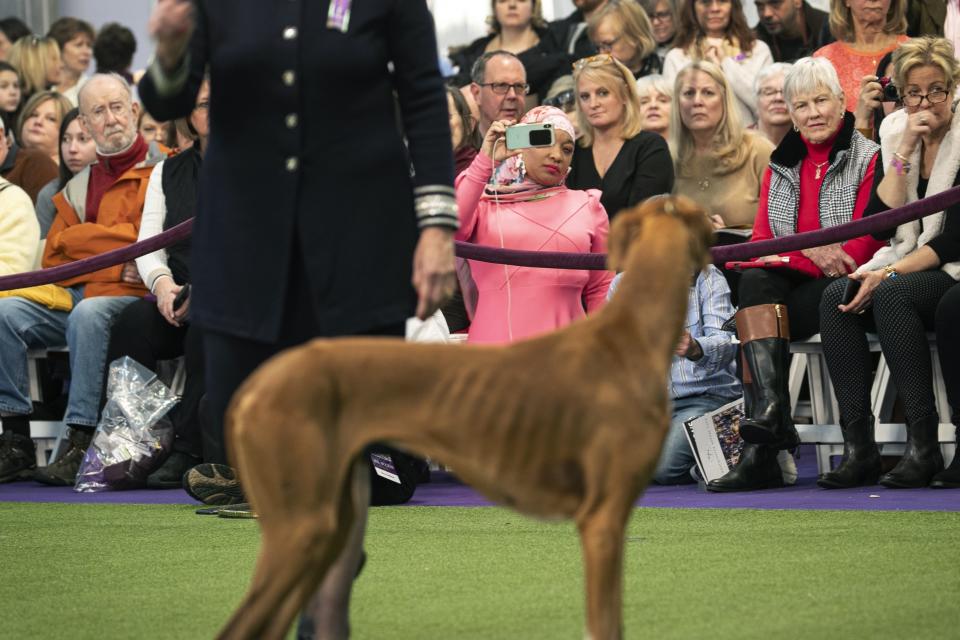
[[608, 265, 741, 401]]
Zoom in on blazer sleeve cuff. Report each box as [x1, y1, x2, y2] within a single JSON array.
[[147, 53, 191, 97], [415, 185, 459, 230]]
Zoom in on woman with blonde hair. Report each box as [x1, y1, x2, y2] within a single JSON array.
[[813, 0, 908, 113], [663, 0, 773, 125], [587, 0, 661, 78], [567, 54, 673, 220], [820, 37, 960, 489], [449, 0, 566, 100], [17, 90, 72, 165], [671, 60, 773, 231], [7, 36, 62, 102]]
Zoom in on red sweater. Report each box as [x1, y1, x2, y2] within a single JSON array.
[[751, 130, 886, 278]]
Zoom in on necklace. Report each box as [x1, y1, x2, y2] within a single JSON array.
[[812, 159, 829, 180]]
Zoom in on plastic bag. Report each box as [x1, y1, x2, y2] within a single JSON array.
[[74, 356, 180, 492]]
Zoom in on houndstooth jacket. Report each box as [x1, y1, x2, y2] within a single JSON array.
[[765, 113, 879, 239]]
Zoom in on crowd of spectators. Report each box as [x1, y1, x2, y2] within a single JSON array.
[[0, 0, 958, 499]]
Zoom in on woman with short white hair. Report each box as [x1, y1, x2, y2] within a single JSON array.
[[753, 62, 792, 146], [707, 56, 887, 493], [635, 74, 672, 138]]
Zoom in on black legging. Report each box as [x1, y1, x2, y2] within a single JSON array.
[[738, 268, 839, 339], [820, 270, 955, 424], [935, 282, 960, 422]]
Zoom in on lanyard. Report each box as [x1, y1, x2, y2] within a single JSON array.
[[327, 0, 352, 32]]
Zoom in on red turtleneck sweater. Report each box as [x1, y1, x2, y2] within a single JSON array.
[[751, 127, 885, 278], [85, 135, 148, 223]]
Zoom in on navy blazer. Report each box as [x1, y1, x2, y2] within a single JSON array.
[[139, 0, 454, 342]]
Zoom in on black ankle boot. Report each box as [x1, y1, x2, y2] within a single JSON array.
[[0, 431, 36, 482], [735, 304, 798, 450], [930, 425, 960, 489], [33, 427, 93, 486], [879, 414, 944, 489], [706, 444, 784, 492], [817, 415, 881, 489]]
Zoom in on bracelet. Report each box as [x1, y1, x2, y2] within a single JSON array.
[[883, 265, 899, 279], [890, 153, 912, 176]]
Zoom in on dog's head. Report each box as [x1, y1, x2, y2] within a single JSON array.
[[607, 195, 714, 273]]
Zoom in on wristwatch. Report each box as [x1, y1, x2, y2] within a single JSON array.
[[883, 265, 899, 279]]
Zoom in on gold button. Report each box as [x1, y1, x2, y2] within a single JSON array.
[[285, 113, 298, 129], [282, 70, 296, 86], [283, 27, 298, 40], [286, 156, 299, 172]]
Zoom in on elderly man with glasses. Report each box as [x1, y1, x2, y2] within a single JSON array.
[[0, 73, 167, 486], [469, 50, 530, 135]]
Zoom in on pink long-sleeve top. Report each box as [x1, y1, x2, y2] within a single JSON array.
[[751, 134, 885, 278], [455, 152, 614, 344]]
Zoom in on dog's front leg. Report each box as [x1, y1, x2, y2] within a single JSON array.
[[296, 459, 371, 640], [578, 505, 629, 640]]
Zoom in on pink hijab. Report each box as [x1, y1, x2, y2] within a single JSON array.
[[483, 106, 577, 202]]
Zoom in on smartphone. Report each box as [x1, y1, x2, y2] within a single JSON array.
[[173, 283, 191, 311], [505, 123, 555, 150], [840, 278, 862, 305]]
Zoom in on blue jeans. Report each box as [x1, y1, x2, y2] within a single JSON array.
[[653, 394, 733, 485], [0, 290, 137, 427]]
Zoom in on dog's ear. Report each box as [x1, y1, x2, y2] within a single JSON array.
[[607, 204, 649, 272]]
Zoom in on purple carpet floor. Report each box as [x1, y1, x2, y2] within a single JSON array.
[[2, 447, 958, 512]]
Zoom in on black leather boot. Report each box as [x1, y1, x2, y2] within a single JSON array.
[[706, 444, 784, 492], [817, 416, 881, 489], [879, 414, 944, 488], [736, 304, 799, 450], [930, 424, 960, 489]]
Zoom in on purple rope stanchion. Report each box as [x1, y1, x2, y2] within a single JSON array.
[[0, 184, 958, 292]]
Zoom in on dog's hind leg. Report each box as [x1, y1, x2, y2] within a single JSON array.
[[283, 458, 371, 640]]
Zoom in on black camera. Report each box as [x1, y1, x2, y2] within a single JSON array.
[[878, 77, 900, 103]]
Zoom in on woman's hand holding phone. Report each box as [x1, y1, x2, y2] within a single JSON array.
[[837, 270, 885, 315], [481, 120, 522, 164]]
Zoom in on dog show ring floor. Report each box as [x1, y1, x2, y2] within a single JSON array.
[[1, 448, 958, 639]]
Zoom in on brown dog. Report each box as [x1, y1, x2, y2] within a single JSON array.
[[218, 196, 714, 639]]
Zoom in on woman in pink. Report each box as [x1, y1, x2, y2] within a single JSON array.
[[455, 106, 614, 344]]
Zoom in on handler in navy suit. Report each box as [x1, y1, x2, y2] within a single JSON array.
[[140, 0, 457, 633]]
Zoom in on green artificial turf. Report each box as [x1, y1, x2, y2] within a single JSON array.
[[0, 504, 958, 639]]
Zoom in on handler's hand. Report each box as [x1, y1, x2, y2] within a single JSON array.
[[149, 0, 195, 71], [412, 227, 456, 320]]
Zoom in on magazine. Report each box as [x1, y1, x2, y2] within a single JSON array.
[[682, 399, 745, 483]]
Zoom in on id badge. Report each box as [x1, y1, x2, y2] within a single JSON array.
[[370, 452, 401, 484], [327, 0, 352, 32]]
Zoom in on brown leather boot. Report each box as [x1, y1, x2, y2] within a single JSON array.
[[736, 304, 799, 450]]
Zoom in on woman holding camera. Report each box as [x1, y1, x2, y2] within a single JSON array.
[[706, 57, 885, 492], [567, 55, 673, 221], [455, 106, 613, 344], [819, 37, 960, 489]]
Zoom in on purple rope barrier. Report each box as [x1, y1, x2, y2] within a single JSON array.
[[0, 183, 958, 292]]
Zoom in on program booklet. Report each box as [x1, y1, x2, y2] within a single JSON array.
[[682, 399, 746, 483]]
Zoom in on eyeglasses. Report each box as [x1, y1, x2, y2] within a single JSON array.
[[901, 89, 949, 107], [84, 101, 130, 124], [194, 100, 210, 111], [573, 53, 617, 73], [758, 87, 784, 97], [543, 89, 575, 110], [479, 82, 530, 96], [696, 0, 731, 6], [595, 36, 621, 53], [647, 10, 673, 21]]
